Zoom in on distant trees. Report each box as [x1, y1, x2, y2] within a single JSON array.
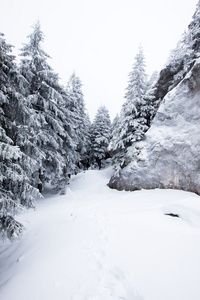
[[66, 73, 90, 171], [90, 106, 111, 169]]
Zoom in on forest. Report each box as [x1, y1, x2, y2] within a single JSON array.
[[1, 0, 200, 239]]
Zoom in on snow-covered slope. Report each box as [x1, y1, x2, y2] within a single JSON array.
[[0, 168, 200, 300], [109, 60, 200, 195]]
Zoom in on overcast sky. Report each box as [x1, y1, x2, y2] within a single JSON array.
[[1, 0, 198, 120]]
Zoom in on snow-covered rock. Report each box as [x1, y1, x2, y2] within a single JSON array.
[[109, 60, 200, 195]]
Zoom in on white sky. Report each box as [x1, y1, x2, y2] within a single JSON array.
[[1, 0, 198, 121]]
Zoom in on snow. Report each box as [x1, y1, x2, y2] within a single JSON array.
[[1, 167, 200, 300]]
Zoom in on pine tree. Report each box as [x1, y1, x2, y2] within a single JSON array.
[[108, 114, 121, 160], [109, 47, 150, 171], [110, 114, 119, 145], [66, 72, 90, 171], [188, 0, 200, 54], [144, 71, 159, 122], [83, 113, 92, 169], [164, 1, 200, 92], [19, 22, 76, 192], [90, 106, 111, 169], [0, 33, 39, 239]]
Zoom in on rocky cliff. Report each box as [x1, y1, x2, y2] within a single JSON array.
[[108, 60, 200, 195]]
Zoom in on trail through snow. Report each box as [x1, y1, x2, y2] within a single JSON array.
[[0, 167, 200, 300]]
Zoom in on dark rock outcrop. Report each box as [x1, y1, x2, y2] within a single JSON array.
[[155, 61, 184, 100]]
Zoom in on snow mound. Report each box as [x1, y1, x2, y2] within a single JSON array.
[[162, 197, 200, 227]]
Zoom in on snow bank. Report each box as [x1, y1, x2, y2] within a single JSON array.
[[109, 60, 200, 195]]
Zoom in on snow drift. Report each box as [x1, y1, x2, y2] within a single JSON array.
[[109, 60, 200, 194]]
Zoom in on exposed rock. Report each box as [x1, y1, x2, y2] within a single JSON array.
[[155, 60, 184, 100], [164, 213, 180, 218], [108, 60, 200, 195]]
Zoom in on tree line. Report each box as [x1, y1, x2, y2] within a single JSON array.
[[0, 22, 112, 238]]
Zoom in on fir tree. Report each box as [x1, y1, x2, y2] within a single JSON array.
[[19, 22, 76, 192], [188, 0, 200, 54], [83, 113, 92, 169], [66, 72, 90, 170], [144, 71, 159, 122], [0, 33, 39, 239], [110, 114, 119, 145], [164, 1, 200, 92], [109, 47, 150, 171], [90, 106, 111, 169]]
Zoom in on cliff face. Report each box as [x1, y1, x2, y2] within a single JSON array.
[[108, 60, 200, 195]]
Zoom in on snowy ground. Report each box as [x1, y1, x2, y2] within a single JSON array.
[[1, 168, 200, 300]]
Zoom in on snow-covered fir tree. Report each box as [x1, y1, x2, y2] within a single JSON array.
[[188, 0, 200, 54], [19, 22, 76, 193], [109, 47, 153, 172], [144, 71, 159, 122], [164, 1, 200, 91], [90, 105, 111, 169], [0, 33, 40, 239], [110, 114, 119, 142], [108, 114, 119, 158], [66, 72, 90, 171], [83, 113, 92, 169]]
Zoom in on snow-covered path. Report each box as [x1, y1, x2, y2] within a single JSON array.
[[1, 168, 200, 300]]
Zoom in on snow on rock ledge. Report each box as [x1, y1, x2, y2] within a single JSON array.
[[109, 60, 200, 195]]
